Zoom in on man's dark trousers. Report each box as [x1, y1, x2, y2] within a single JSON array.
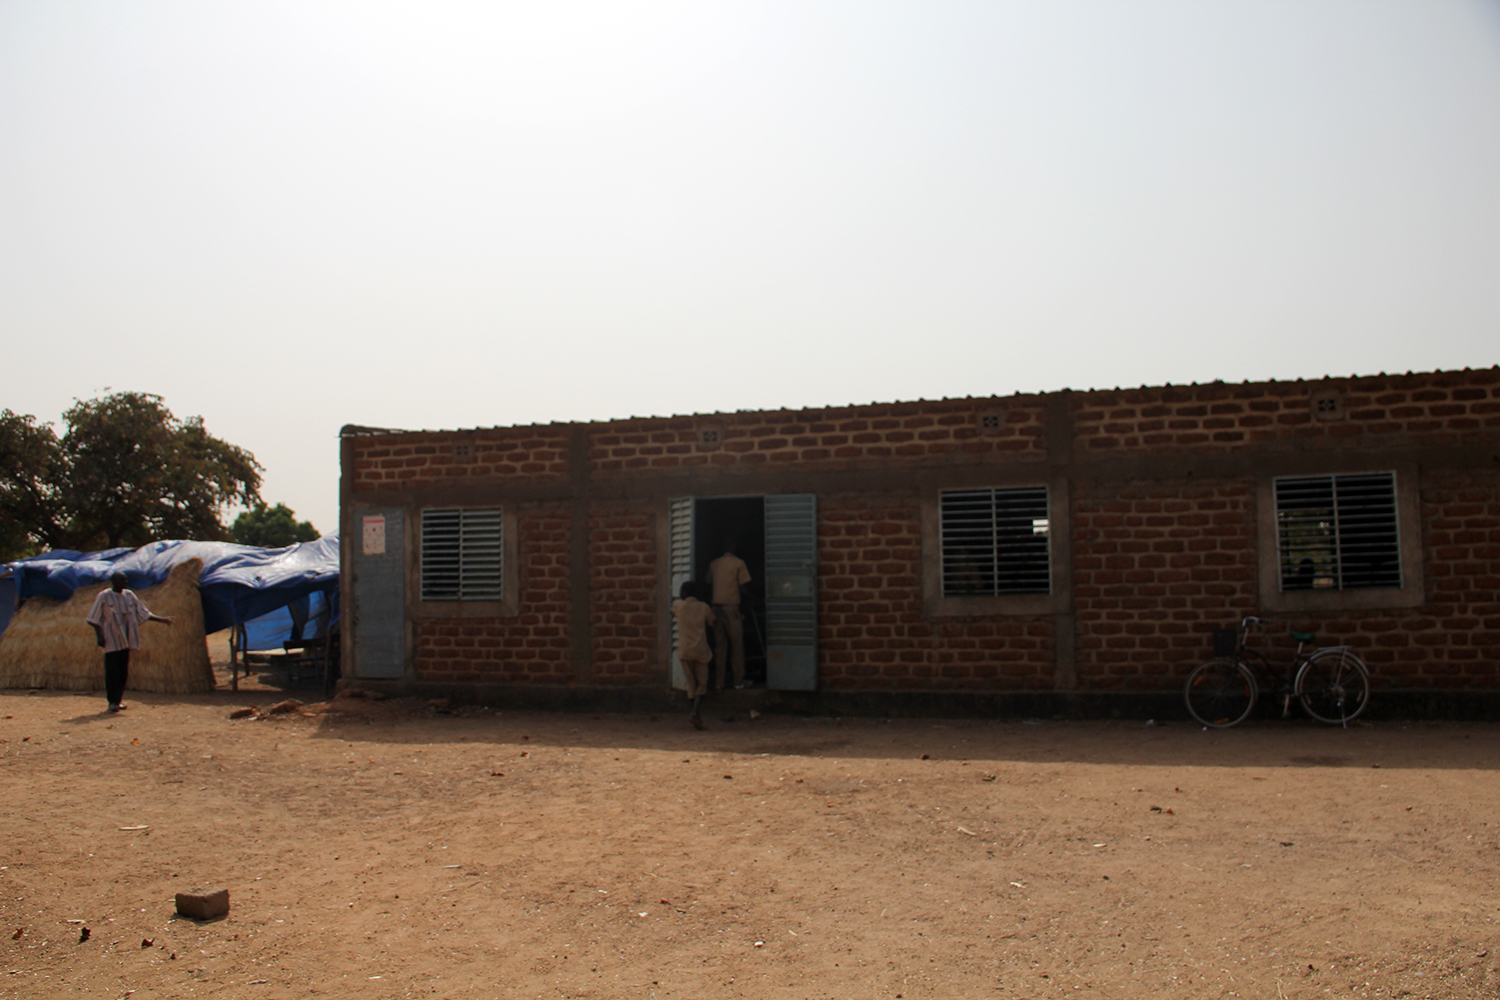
[[104, 649, 130, 706]]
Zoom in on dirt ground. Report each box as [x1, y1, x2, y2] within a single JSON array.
[[1, 651, 1498, 999]]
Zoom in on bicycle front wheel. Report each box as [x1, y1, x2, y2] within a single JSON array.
[[1295, 648, 1371, 725], [1185, 657, 1257, 728]]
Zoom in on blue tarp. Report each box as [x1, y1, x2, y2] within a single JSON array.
[[241, 588, 336, 651], [3, 536, 340, 639]]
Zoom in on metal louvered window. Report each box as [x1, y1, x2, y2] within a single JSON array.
[[1275, 473, 1400, 592], [421, 508, 504, 601], [940, 487, 1051, 597]]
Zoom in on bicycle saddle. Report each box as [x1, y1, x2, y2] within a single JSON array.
[[1289, 630, 1316, 643]]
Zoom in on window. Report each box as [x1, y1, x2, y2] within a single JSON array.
[[420, 507, 504, 601], [1275, 473, 1400, 591], [940, 487, 1051, 597]]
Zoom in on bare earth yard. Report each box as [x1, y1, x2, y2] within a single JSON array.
[[1, 676, 1497, 1000]]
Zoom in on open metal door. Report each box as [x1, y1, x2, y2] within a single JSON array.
[[668, 497, 695, 690], [765, 493, 817, 690]]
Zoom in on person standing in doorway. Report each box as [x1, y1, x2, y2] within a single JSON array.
[[671, 581, 716, 729], [86, 572, 173, 713], [709, 538, 752, 689]]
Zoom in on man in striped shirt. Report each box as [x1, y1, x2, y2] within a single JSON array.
[[86, 572, 173, 713]]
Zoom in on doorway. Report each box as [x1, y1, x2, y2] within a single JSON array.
[[692, 496, 767, 685], [668, 493, 818, 691]]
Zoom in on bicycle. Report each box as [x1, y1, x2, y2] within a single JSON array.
[[1184, 616, 1371, 728]]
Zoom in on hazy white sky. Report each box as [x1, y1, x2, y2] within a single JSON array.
[[3, 0, 1499, 536]]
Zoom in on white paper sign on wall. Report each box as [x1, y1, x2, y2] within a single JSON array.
[[362, 515, 386, 556]]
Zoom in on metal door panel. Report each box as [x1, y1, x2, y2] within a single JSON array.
[[668, 497, 695, 690], [353, 508, 406, 679], [764, 493, 817, 690]]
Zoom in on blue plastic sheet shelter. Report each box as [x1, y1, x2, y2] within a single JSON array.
[[3, 536, 340, 640], [240, 589, 336, 650]]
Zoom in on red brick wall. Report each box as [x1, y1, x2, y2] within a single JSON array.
[[413, 503, 572, 684], [352, 367, 1500, 694], [352, 369, 1500, 484], [409, 500, 665, 688], [352, 427, 571, 492], [589, 398, 1046, 478], [1309, 468, 1500, 689], [1071, 480, 1258, 690], [1074, 368, 1500, 456], [817, 494, 1055, 690], [1064, 469, 1500, 691], [588, 502, 659, 684]]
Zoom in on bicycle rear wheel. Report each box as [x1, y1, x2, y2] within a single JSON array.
[[1295, 648, 1371, 725], [1185, 657, 1257, 728]]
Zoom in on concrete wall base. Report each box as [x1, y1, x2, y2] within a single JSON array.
[[347, 682, 1500, 722]]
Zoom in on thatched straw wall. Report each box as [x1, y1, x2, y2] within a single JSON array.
[[0, 558, 213, 694]]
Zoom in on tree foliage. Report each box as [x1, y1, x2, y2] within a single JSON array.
[[0, 392, 262, 559], [0, 410, 65, 559], [230, 502, 319, 549]]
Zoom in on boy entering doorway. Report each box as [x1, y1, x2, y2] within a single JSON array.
[[710, 539, 751, 688], [693, 497, 766, 688]]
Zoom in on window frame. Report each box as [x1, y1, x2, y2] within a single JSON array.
[[921, 479, 1071, 617], [938, 486, 1053, 598], [1256, 465, 1424, 612], [411, 504, 519, 619]]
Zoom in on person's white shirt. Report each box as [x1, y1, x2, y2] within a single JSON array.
[[86, 589, 155, 653]]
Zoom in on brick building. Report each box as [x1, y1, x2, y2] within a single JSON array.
[[339, 367, 1500, 716]]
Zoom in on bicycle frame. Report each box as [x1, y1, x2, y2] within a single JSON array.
[[1186, 616, 1371, 728], [1233, 617, 1310, 711]]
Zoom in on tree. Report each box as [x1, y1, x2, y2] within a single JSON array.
[[0, 410, 67, 558], [0, 392, 263, 557], [231, 502, 320, 548]]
